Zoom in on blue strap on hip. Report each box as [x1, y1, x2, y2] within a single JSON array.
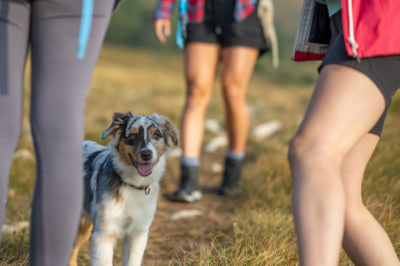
[[77, 0, 94, 60], [176, 0, 187, 49]]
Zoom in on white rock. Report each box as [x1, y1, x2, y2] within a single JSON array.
[[15, 221, 30, 231], [208, 163, 223, 173], [13, 149, 35, 161], [204, 119, 221, 135], [203, 135, 228, 153], [2, 224, 15, 234], [251, 120, 282, 140], [170, 210, 203, 221], [169, 148, 182, 158], [2, 221, 29, 233]]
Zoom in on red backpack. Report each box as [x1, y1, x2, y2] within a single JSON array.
[[292, 0, 400, 62]]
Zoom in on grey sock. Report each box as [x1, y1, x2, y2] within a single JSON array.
[[181, 156, 200, 167], [226, 150, 245, 161]]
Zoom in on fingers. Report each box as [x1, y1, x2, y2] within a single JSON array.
[[153, 19, 171, 43], [154, 20, 166, 43], [164, 20, 171, 38]]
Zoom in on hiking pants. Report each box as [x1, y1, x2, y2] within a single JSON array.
[[0, 0, 114, 265]]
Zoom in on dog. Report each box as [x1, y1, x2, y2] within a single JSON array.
[[68, 112, 178, 266]]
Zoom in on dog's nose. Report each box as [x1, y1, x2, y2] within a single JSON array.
[[140, 150, 153, 161]]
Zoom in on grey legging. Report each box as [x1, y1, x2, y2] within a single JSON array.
[[0, 0, 114, 265]]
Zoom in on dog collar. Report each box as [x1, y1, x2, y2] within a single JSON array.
[[119, 174, 151, 195]]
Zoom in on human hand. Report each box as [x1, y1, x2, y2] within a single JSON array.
[[153, 19, 171, 43]]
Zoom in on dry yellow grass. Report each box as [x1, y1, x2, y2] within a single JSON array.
[[1, 45, 400, 265]]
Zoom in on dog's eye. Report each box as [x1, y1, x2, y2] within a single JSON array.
[[129, 134, 137, 140], [153, 134, 160, 140]]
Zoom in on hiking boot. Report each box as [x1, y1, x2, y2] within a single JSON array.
[[169, 165, 202, 203], [218, 158, 243, 195]]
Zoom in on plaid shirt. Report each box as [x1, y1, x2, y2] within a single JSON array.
[[153, 0, 257, 23]]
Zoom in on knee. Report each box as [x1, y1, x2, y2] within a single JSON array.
[[221, 78, 246, 107], [288, 133, 343, 173], [221, 71, 245, 90], [288, 134, 310, 167], [186, 78, 211, 110], [344, 203, 367, 229], [344, 198, 365, 218], [223, 88, 247, 110], [31, 109, 83, 141]]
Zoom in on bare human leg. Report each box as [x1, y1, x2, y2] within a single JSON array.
[[169, 43, 220, 202], [220, 46, 258, 153], [288, 64, 386, 266], [181, 43, 220, 157]]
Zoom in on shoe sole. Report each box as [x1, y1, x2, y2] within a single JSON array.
[[169, 190, 202, 203]]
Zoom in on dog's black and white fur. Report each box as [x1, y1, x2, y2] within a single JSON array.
[[69, 112, 178, 266]]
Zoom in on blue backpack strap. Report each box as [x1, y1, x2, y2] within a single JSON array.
[[175, 0, 187, 50], [77, 0, 94, 60]]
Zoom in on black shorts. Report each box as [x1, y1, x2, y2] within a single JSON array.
[[185, 0, 269, 55], [320, 12, 400, 136]]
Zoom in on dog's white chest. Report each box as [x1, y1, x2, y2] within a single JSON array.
[[100, 186, 158, 236]]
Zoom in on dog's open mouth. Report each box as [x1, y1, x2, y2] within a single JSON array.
[[129, 154, 154, 176]]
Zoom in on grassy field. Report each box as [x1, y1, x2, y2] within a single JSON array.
[[1, 45, 400, 265]]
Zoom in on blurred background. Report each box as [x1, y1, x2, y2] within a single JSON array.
[[105, 0, 319, 85], [2, 1, 400, 265]]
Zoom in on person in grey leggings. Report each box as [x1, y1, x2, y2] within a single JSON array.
[[0, 0, 115, 265]]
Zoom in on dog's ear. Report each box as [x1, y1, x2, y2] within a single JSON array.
[[152, 113, 178, 146], [101, 112, 132, 140]]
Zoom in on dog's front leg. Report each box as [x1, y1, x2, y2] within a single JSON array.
[[91, 230, 116, 266], [121, 229, 149, 266]]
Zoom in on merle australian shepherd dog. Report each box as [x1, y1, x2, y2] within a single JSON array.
[[68, 112, 178, 266]]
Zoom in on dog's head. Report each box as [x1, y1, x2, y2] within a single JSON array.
[[101, 112, 178, 182]]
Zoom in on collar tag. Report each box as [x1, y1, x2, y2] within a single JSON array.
[[119, 174, 151, 195]]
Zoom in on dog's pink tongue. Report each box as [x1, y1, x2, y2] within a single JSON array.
[[138, 163, 152, 176]]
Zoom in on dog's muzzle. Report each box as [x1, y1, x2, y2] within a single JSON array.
[[129, 154, 154, 176]]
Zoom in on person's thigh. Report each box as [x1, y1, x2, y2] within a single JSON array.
[[220, 46, 258, 94], [0, 0, 30, 239], [29, 0, 114, 265], [295, 64, 385, 158], [184, 42, 220, 97], [30, 0, 114, 148]]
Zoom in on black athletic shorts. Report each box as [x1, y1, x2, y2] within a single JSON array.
[[185, 0, 269, 55], [320, 12, 400, 136]]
